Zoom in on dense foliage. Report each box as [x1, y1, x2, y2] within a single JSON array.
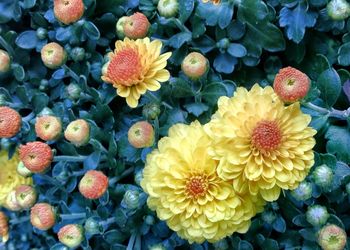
[[0, 0, 350, 249]]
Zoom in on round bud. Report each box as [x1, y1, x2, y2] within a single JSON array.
[[79, 170, 108, 199], [84, 217, 101, 235], [15, 185, 37, 209], [157, 0, 179, 18], [144, 215, 155, 225], [0, 106, 22, 138], [4, 191, 22, 211], [58, 224, 84, 248], [66, 83, 82, 100], [216, 38, 230, 50], [0, 212, 9, 243], [306, 205, 330, 227], [70, 47, 85, 62], [123, 12, 150, 39], [261, 211, 277, 224], [30, 203, 57, 230], [64, 119, 90, 147], [38, 107, 55, 117], [122, 190, 140, 210], [19, 141, 53, 173], [41, 42, 67, 69], [0, 49, 10, 73], [142, 103, 161, 120], [149, 244, 167, 250], [128, 121, 155, 149], [35, 116, 62, 141], [116, 16, 128, 39], [273, 67, 310, 103], [318, 224, 347, 250], [181, 52, 209, 80], [39, 79, 49, 92], [17, 161, 32, 177], [313, 165, 334, 189], [54, 0, 85, 25], [290, 181, 313, 201], [36, 28, 48, 40], [327, 0, 350, 21]]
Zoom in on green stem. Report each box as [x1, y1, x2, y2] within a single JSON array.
[[147, 92, 173, 110], [62, 65, 80, 82], [109, 167, 135, 186], [60, 213, 86, 220], [99, 217, 116, 226], [0, 36, 15, 57], [303, 102, 350, 119], [22, 112, 35, 123], [9, 216, 30, 225], [53, 155, 88, 162], [126, 232, 137, 250]]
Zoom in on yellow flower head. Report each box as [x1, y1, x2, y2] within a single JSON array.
[[205, 84, 316, 202], [0, 151, 32, 205], [141, 122, 265, 244], [101, 38, 172, 108]]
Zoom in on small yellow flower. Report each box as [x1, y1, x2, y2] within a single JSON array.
[[141, 122, 265, 243], [0, 151, 32, 206], [205, 84, 316, 202], [102, 38, 172, 108]]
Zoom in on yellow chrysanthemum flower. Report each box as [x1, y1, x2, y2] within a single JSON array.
[[205, 84, 316, 202], [0, 151, 32, 205], [141, 122, 265, 244], [101, 38, 172, 108]]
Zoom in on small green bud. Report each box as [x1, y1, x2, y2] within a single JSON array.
[[116, 16, 128, 39], [144, 215, 155, 225], [36, 28, 48, 40], [149, 244, 166, 250], [122, 190, 140, 210], [261, 211, 277, 224], [290, 181, 313, 201], [142, 103, 161, 120], [157, 0, 179, 18], [313, 164, 334, 189], [84, 217, 101, 235], [216, 38, 230, 50], [58, 224, 84, 248], [134, 170, 143, 186], [306, 205, 330, 227], [38, 107, 54, 117], [327, 0, 350, 21], [70, 47, 85, 62], [17, 161, 33, 177], [66, 83, 82, 100], [318, 224, 347, 250], [0, 94, 7, 106]]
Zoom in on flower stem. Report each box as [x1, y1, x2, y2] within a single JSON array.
[[146, 92, 173, 110], [22, 112, 35, 123], [126, 232, 137, 250], [9, 216, 30, 225], [53, 155, 88, 162], [62, 65, 80, 82], [99, 217, 116, 227], [60, 213, 86, 220], [109, 167, 135, 186], [0, 36, 15, 57], [303, 102, 350, 119]]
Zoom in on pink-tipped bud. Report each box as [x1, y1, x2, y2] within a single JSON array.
[[0, 212, 9, 243], [318, 224, 347, 250], [15, 185, 37, 209], [273, 67, 310, 103], [58, 224, 84, 248], [54, 0, 85, 25], [41, 42, 67, 69], [78, 170, 108, 199], [0, 106, 22, 138], [116, 16, 128, 39], [123, 12, 150, 39], [30, 203, 57, 230], [181, 52, 209, 80], [4, 190, 22, 211], [19, 141, 53, 173], [64, 119, 90, 147], [35, 116, 62, 141], [128, 121, 155, 149], [0, 50, 10, 73]]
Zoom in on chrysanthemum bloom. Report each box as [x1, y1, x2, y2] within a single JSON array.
[[123, 12, 150, 39], [205, 84, 316, 202], [101, 38, 171, 108], [79, 170, 108, 199], [41, 42, 67, 69], [181, 52, 209, 80], [58, 224, 84, 248], [19, 141, 53, 173], [141, 122, 265, 243], [64, 119, 90, 146], [54, 0, 84, 25], [0, 49, 10, 73], [318, 224, 347, 250], [0, 106, 22, 138], [0, 151, 32, 206], [15, 185, 37, 209], [35, 116, 62, 141], [128, 121, 155, 148], [30, 203, 57, 230], [273, 67, 310, 103], [0, 212, 9, 243], [157, 0, 179, 18]]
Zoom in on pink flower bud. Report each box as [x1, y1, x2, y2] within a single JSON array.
[[41, 42, 67, 69], [181, 52, 209, 80], [58, 224, 84, 248], [54, 0, 84, 25], [30, 203, 57, 230], [0, 50, 10, 73], [15, 185, 37, 209], [123, 12, 150, 39], [19, 141, 53, 173], [79, 170, 108, 199], [64, 119, 90, 147], [0, 107, 21, 138], [128, 121, 155, 148], [35, 116, 62, 141]]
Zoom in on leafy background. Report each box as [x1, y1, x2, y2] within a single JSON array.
[[0, 0, 350, 249]]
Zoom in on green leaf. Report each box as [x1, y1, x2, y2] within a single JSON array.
[[196, 1, 234, 29], [239, 240, 253, 250], [168, 31, 192, 48], [170, 78, 195, 98], [178, 0, 194, 23], [15, 30, 38, 49], [227, 43, 247, 58], [201, 82, 228, 106], [262, 239, 279, 250], [317, 68, 341, 107], [279, 3, 317, 43], [32, 93, 49, 114], [237, 0, 268, 24], [213, 53, 238, 74], [183, 103, 209, 117], [325, 126, 350, 164], [22, 0, 36, 9], [83, 21, 100, 40], [338, 42, 350, 66], [11, 63, 25, 81], [0, 0, 21, 24]]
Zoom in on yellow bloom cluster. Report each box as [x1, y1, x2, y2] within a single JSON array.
[[141, 84, 316, 243]]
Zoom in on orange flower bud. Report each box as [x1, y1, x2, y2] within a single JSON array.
[[35, 116, 62, 141], [79, 170, 108, 199], [64, 119, 90, 147], [128, 121, 155, 148], [0, 49, 10, 73], [273, 67, 310, 103], [30, 203, 57, 230], [54, 0, 84, 25], [15, 185, 37, 209], [19, 142, 53, 173], [0, 212, 9, 243], [41, 42, 67, 69], [181, 52, 209, 80], [0, 106, 22, 138], [58, 224, 84, 248], [4, 190, 22, 211], [123, 12, 150, 39]]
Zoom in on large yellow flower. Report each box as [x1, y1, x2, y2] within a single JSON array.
[[141, 122, 265, 244], [101, 37, 172, 108], [0, 151, 32, 205], [205, 84, 316, 202]]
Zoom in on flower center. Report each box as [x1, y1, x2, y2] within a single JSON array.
[[107, 48, 142, 86], [186, 175, 208, 199], [251, 120, 282, 152]]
